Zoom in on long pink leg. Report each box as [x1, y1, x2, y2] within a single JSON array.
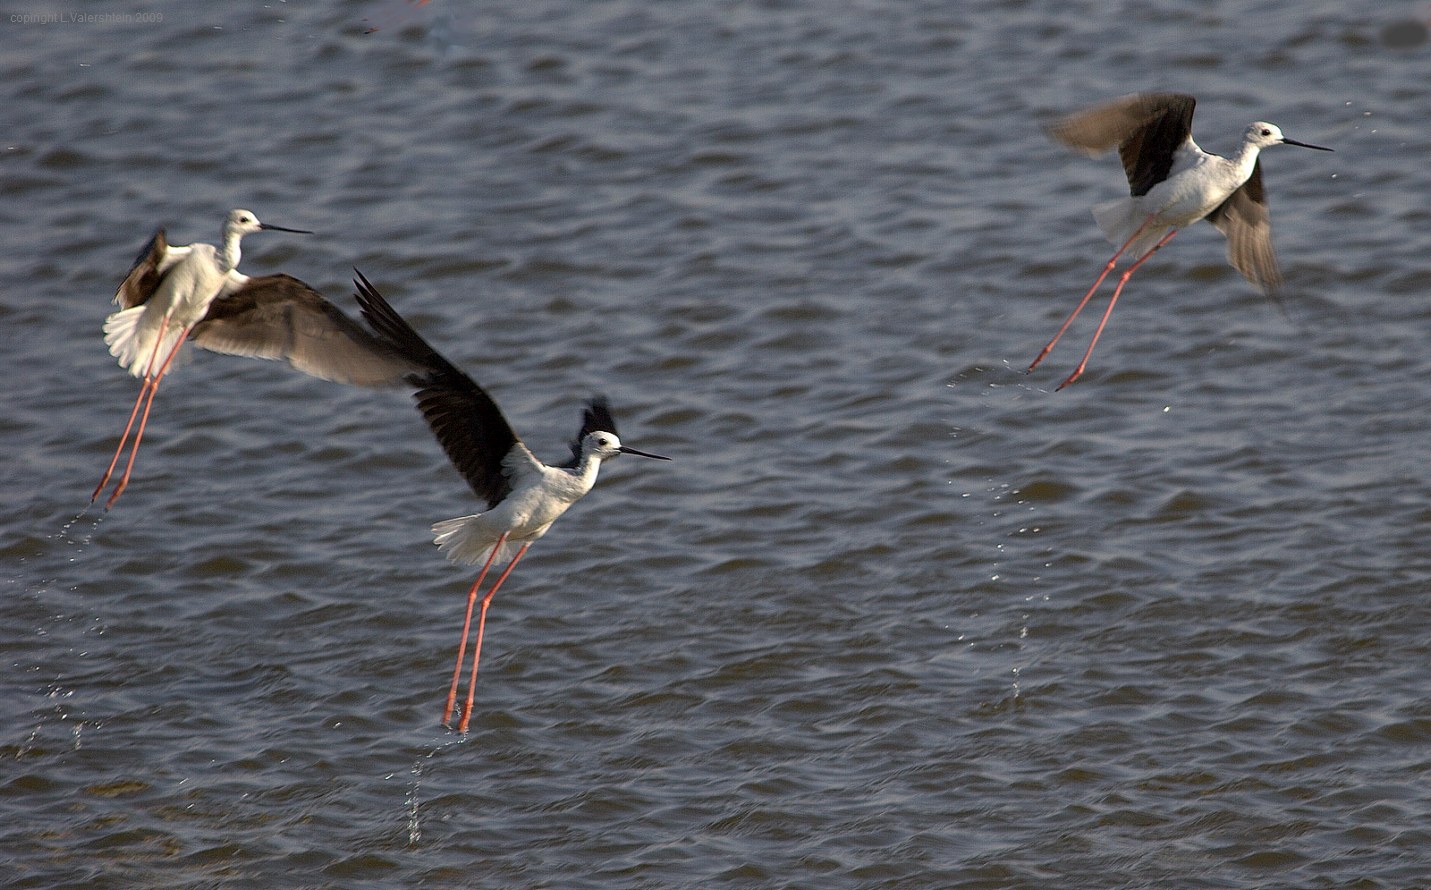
[[457, 542, 531, 734], [1028, 214, 1158, 373], [442, 533, 508, 727], [92, 318, 173, 503], [103, 326, 191, 510], [1056, 228, 1180, 390]]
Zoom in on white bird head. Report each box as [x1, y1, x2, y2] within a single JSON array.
[[581, 430, 670, 464], [224, 208, 313, 238], [1244, 122, 1333, 153]]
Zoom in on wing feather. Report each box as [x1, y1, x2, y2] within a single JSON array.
[[190, 274, 424, 387], [1048, 93, 1197, 197], [352, 271, 526, 508], [1206, 162, 1281, 294]]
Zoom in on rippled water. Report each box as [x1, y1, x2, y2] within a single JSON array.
[[4, 1, 1431, 886]]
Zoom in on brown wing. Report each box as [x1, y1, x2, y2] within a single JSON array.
[[1048, 93, 1197, 197], [190, 274, 425, 387], [351, 270, 524, 509], [1206, 161, 1281, 294], [114, 229, 169, 309]]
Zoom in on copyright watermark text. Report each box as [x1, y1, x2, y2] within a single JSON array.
[[10, 11, 163, 24]]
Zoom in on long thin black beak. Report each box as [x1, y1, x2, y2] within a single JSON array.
[[1282, 137, 1333, 152], [259, 223, 314, 234], [619, 445, 671, 461]]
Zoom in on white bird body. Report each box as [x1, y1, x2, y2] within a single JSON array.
[[1092, 124, 1290, 262], [103, 210, 270, 378], [105, 243, 229, 376], [433, 447, 605, 565]]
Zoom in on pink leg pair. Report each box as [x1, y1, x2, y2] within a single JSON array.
[[92, 320, 190, 509], [442, 534, 531, 733], [1028, 215, 1179, 389]]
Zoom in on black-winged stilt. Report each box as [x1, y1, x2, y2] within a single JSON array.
[[1027, 93, 1333, 389], [94, 210, 419, 509], [351, 270, 671, 733]]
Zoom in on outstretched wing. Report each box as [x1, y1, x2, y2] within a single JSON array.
[[352, 270, 529, 509], [1206, 161, 1282, 295], [191, 274, 424, 387], [113, 228, 191, 309], [1048, 93, 1197, 197]]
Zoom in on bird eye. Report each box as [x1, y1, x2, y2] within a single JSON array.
[[1260, 128, 1272, 137]]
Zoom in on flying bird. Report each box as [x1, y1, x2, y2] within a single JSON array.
[[93, 210, 419, 508], [1027, 93, 1332, 389], [351, 270, 670, 733]]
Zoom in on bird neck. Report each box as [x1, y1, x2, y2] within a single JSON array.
[[1228, 140, 1263, 182], [570, 452, 604, 490], [219, 228, 244, 273]]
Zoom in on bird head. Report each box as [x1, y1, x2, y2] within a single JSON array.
[[225, 208, 312, 237], [582, 430, 670, 464], [226, 209, 265, 237], [1245, 122, 1332, 152]]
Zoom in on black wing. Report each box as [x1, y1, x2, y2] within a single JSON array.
[[114, 228, 169, 309], [191, 274, 424, 387], [1048, 93, 1197, 197], [352, 270, 521, 509], [1206, 161, 1282, 294]]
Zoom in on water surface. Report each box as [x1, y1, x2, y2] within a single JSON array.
[[3, 1, 1430, 886]]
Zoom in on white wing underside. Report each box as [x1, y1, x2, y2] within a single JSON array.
[[111, 243, 192, 307], [151, 245, 192, 281]]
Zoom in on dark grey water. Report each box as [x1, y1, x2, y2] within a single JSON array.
[[4, 0, 1431, 886]]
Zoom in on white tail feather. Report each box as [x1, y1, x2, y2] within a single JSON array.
[[1091, 198, 1166, 262], [103, 306, 147, 375], [432, 515, 518, 565], [104, 306, 189, 378]]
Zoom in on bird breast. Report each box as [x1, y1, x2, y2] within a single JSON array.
[[1144, 150, 1252, 227], [490, 467, 595, 541], [156, 246, 231, 326]]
